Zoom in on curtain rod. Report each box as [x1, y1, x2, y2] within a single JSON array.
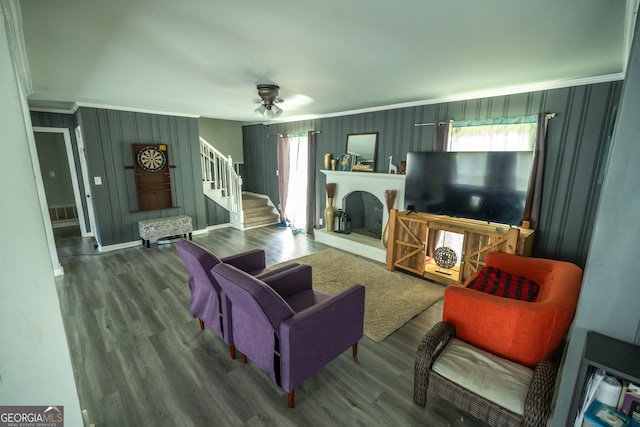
[[414, 121, 447, 127], [414, 114, 556, 127], [277, 131, 321, 137]]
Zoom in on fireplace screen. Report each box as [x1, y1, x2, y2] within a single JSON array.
[[343, 191, 383, 239]]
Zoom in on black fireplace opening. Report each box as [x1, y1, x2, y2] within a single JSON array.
[[343, 191, 383, 239]]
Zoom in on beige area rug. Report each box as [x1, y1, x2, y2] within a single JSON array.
[[272, 249, 445, 342]]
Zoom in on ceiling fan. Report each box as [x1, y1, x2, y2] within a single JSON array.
[[254, 84, 284, 118]]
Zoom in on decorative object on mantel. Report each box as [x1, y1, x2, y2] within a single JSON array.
[[339, 154, 352, 171], [399, 160, 406, 175], [323, 153, 332, 170], [352, 161, 373, 172], [331, 159, 337, 170], [325, 183, 337, 231], [434, 246, 457, 275], [382, 190, 397, 248], [388, 156, 398, 174]]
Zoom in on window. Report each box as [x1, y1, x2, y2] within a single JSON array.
[[448, 115, 538, 152]]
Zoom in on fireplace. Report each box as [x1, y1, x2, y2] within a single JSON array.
[[344, 191, 383, 239], [317, 170, 406, 263]]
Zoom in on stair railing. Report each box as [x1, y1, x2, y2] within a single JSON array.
[[200, 137, 243, 222]]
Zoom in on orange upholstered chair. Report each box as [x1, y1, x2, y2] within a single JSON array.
[[443, 252, 583, 367], [414, 252, 583, 426]]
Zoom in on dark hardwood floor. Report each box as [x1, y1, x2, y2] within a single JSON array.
[[55, 226, 489, 426]]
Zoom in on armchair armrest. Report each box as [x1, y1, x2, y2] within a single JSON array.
[[522, 360, 557, 427], [278, 284, 365, 392], [443, 286, 574, 367], [413, 321, 455, 406], [221, 249, 266, 273], [260, 264, 312, 298]]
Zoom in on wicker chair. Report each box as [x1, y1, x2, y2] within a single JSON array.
[[413, 253, 583, 427], [414, 322, 558, 426]]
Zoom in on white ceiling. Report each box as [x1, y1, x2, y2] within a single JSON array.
[[19, 0, 636, 123]]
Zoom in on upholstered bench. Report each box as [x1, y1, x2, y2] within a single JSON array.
[[138, 215, 192, 248]]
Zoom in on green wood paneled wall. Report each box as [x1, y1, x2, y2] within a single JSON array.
[[242, 82, 622, 268], [76, 107, 206, 247]]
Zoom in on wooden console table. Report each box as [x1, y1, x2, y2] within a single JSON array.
[[385, 209, 534, 286]]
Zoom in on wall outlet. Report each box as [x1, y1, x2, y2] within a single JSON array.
[[319, 217, 324, 226]]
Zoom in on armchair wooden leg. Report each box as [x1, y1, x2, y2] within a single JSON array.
[[352, 343, 358, 358], [229, 345, 236, 360], [287, 391, 294, 408], [241, 353, 247, 364], [198, 319, 205, 330]]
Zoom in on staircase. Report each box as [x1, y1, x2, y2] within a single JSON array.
[[242, 194, 280, 229], [200, 137, 279, 229]]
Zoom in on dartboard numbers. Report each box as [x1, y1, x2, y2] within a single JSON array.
[[136, 146, 167, 172]]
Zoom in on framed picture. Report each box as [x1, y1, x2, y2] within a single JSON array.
[[338, 154, 353, 171]]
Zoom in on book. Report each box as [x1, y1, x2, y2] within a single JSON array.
[[621, 383, 640, 423], [619, 381, 631, 411]]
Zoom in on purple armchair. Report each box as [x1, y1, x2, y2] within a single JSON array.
[[175, 240, 298, 359], [210, 262, 365, 408]]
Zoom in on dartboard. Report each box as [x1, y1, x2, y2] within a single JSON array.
[[136, 146, 167, 172], [434, 246, 457, 269]]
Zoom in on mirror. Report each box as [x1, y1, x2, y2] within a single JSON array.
[[346, 132, 378, 172]]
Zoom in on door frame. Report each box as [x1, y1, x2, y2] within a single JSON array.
[[33, 126, 90, 237], [74, 125, 98, 237]]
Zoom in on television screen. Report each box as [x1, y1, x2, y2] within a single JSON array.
[[404, 151, 534, 225]]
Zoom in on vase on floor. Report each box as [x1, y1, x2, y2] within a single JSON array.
[[382, 190, 397, 249], [382, 220, 390, 248], [325, 197, 336, 231]]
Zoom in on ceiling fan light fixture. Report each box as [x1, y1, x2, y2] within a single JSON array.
[[254, 104, 267, 117], [255, 83, 284, 118]]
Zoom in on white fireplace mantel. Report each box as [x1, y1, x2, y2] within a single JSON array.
[[320, 170, 406, 215], [317, 170, 406, 263]]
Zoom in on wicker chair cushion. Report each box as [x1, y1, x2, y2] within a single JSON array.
[[432, 338, 533, 415], [466, 266, 539, 302]]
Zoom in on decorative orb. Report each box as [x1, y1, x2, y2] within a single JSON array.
[[434, 247, 457, 269]]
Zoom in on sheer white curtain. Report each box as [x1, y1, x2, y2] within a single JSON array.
[[278, 135, 308, 230]]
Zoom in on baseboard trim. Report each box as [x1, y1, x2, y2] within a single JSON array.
[[206, 223, 232, 231], [98, 228, 209, 252]]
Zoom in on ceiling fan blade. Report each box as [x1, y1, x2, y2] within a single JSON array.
[[283, 94, 315, 110]]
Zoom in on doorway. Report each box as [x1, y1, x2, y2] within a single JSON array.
[[33, 127, 94, 259]]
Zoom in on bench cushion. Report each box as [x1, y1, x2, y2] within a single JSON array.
[[138, 215, 192, 240]]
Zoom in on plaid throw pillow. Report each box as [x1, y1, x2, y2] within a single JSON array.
[[466, 266, 539, 302]]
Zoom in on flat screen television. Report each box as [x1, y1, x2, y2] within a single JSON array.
[[404, 151, 534, 225]]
